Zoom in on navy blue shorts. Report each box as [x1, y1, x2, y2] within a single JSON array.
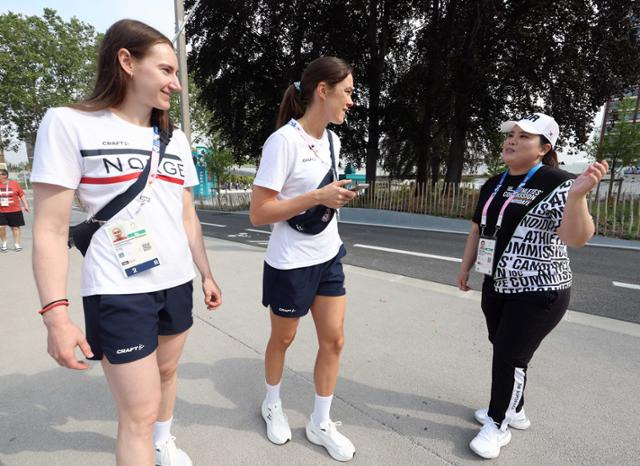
[[82, 281, 193, 364], [262, 245, 347, 318]]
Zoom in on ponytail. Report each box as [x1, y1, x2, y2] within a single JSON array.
[[276, 84, 306, 129], [542, 149, 558, 167], [276, 56, 353, 129], [540, 135, 559, 168]]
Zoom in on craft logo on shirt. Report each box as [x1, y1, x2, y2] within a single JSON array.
[[302, 157, 315, 163], [102, 140, 130, 146]]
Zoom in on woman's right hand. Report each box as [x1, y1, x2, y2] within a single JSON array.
[[43, 308, 93, 370], [457, 268, 471, 291], [315, 179, 357, 208]]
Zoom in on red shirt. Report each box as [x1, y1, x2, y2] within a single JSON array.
[[0, 179, 24, 213]]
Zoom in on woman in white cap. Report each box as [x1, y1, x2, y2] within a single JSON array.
[[457, 113, 607, 459]]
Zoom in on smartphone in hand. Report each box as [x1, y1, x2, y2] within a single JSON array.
[[349, 183, 369, 192]]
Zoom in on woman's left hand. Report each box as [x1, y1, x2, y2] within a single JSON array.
[[202, 276, 222, 310], [569, 160, 608, 197]]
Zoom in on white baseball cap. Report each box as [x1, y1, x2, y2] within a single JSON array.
[[500, 113, 560, 148]]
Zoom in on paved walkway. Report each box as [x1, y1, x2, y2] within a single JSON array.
[[1, 211, 638, 465]]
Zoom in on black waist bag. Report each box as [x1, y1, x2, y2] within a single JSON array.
[[287, 131, 337, 235], [68, 127, 172, 256]]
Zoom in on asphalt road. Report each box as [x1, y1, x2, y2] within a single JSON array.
[[197, 210, 640, 324]]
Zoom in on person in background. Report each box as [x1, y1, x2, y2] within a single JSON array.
[[0, 168, 29, 252]]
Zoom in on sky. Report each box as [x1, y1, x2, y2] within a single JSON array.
[[2, 0, 176, 38], [2, 0, 176, 163]]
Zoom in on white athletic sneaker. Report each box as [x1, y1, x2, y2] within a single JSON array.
[[154, 436, 193, 466], [261, 399, 292, 445], [306, 417, 355, 462], [474, 407, 531, 430], [469, 421, 512, 459], [0, 243, 6, 253]]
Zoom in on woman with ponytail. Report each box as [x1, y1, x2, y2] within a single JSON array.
[[457, 113, 607, 459], [250, 56, 357, 461]]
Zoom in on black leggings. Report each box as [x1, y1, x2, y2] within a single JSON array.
[[481, 276, 570, 430]]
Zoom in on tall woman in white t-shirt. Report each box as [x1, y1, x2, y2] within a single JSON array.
[[250, 57, 358, 462], [31, 20, 221, 466]]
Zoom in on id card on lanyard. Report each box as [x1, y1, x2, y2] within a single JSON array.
[[475, 163, 542, 275], [105, 127, 162, 278], [0, 182, 10, 207]]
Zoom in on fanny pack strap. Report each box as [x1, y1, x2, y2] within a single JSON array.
[[327, 130, 337, 182], [92, 127, 173, 223]]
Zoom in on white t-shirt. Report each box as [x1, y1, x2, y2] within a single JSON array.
[[254, 120, 343, 270], [31, 107, 198, 296]]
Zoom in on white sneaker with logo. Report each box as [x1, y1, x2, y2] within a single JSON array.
[[154, 436, 192, 466], [306, 417, 355, 462], [261, 399, 292, 445], [469, 421, 512, 459], [474, 407, 531, 430]]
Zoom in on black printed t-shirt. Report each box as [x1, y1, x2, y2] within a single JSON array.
[[472, 165, 576, 293]]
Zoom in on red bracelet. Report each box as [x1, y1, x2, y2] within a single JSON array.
[[38, 299, 70, 315]]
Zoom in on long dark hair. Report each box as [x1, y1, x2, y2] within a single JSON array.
[[70, 19, 174, 131], [276, 56, 353, 129], [539, 135, 558, 167]]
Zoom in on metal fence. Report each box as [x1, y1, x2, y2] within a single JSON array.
[[193, 180, 640, 240], [353, 180, 640, 240], [194, 190, 251, 211], [350, 180, 480, 219], [589, 190, 640, 239]]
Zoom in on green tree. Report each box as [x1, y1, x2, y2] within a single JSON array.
[[186, 0, 640, 191], [205, 144, 235, 193], [595, 97, 640, 203], [186, 0, 414, 181], [169, 76, 214, 146], [0, 9, 99, 161]]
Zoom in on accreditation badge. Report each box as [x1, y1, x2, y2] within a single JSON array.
[[105, 215, 160, 278], [475, 237, 496, 275], [0, 197, 8, 207]]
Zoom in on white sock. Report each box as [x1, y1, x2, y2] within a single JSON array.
[[14, 243, 20, 249], [265, 381, 281, 405], [311, 394, 333, 427], [1, 241, 6, 248], [153, 417, 173, 446]]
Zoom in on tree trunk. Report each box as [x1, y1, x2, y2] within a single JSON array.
[[430, 155, 440, 187], [615, 178, 624, 207], [416, 144, 430, 185], [364, 0, 389, 189], [444, 123, 467, 185], [416, 0, 442, 185], [26, 139, 35, 165], [607, 159, 616, 204]]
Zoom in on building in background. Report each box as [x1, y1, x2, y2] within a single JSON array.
[[600, 87, 640, 140]]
